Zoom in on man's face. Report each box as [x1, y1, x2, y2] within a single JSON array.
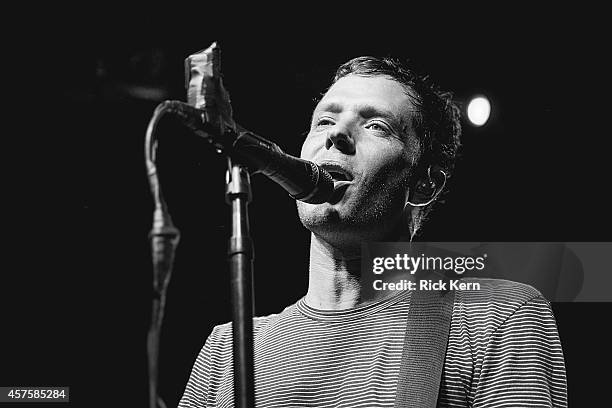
[[297, 74, 421, 246]]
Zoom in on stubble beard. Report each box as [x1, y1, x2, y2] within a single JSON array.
[[296, 177, 408, 251]]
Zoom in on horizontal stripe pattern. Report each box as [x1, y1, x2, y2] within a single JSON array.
[[179, 278, 567, 407]]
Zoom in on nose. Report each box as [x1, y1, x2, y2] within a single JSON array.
[[325, 125, 355, 154]]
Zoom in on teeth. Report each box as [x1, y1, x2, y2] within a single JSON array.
[[333, 180, 352, 189]]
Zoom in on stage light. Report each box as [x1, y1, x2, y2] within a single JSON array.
[[467, 96, 491, 126]]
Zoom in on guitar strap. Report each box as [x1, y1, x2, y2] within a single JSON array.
[[393, 286, 456, 408]]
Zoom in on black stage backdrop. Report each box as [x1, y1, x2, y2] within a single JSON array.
[[3, 8, 611, 407]]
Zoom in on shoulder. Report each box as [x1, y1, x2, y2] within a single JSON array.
[[204, 303, 299, 349], [454, 277, 545, 304], [449, 278, 554, 339], [445, 277, 562, 372], [453, 277, 549, 313]]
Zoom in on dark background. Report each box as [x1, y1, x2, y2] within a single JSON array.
[[3, 7, 610, 407]]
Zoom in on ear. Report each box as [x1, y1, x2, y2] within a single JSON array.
[[404, 167, 447, 238], [406, 167, 447, 208]]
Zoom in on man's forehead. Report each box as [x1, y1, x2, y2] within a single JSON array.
[[316, 74, 416, 118]]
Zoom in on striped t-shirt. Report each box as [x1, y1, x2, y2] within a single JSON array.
[[179, 278, 567, 407]]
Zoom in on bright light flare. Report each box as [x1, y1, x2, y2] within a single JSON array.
[[467, 96, 491, 126]]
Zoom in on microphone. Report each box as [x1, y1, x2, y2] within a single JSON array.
[[162, 100, 334, 204], [229, 127, 335, 204]]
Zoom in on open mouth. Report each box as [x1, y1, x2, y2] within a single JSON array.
[[328, 171, 349, 181], [319, 163, 353, 182], [318, 163, 353, 203]]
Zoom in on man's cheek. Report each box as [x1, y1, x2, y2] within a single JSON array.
[[371, 159, 408, 181]]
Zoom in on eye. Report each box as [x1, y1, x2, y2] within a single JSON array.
[[366, 121, 389, 133], [312, 117, 335, 131], [316, 118, 335, 127]]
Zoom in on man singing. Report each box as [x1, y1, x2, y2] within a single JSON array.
[[179, 56, 567, 407]]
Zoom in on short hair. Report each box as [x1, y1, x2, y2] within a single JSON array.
[[330, 56, 462, 236]]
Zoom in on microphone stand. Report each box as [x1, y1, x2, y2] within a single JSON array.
[[146, 99, 257, 407], [225, 158, 256, 408]]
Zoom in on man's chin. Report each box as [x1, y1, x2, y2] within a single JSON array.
[[296, 200, 375, 238], [296, 201, 342, 228], [296, 196, 406, 245]]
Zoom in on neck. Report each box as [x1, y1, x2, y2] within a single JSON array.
[[304, 233, 392, 310]]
